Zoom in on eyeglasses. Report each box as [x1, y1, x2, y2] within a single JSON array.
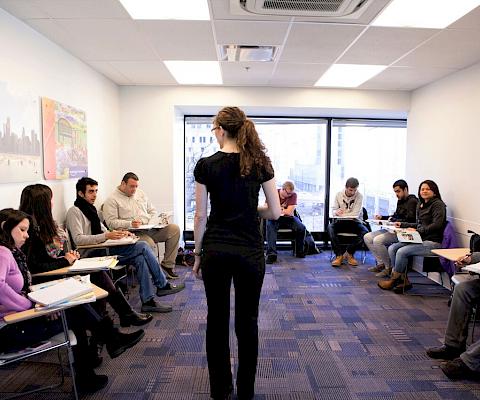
[[211, 126, 220, 133]]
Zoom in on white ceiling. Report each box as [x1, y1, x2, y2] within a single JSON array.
[[1, 0, 480, 91]]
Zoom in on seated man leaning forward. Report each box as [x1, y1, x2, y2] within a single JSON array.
[[328, 177, 368, 267], [426, 252, 480, 380], [102, 172, 181, 279], [364, 179, 418, 277], [66, 177, 185, 314], [265, 180, 306, 264]]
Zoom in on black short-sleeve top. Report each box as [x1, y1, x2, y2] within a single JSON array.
[[194, 151, 274, 250]]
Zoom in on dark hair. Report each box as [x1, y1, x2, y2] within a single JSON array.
[[19, 184, 57, 244], [418, 179, 442, 203], [214, 106, 273, 177], [0, 208, 31, 249], [76, 177, 98, 195], [345, 177, 359, 189], [393, 179, 408, 190], [122, 172, 139, 183]]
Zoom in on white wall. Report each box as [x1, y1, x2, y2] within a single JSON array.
[[119, 86, 410, 228], [408, 62, 480, 246], [0, 8, 120, 222]]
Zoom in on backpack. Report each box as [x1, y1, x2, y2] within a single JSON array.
[[176, 247, 195, 267], [468, 230, 480, 253]]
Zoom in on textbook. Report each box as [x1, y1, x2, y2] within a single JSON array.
[[103, 236, 139, 246], [396, 230, 423, 244], [463, 262, 480, 274], [129, 224, 167, 231], [28, 277, 93, 308], [68, 256, 118, 272], [366, 219, 394, 227]]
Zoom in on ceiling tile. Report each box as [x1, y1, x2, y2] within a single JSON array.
[[270, 63, 330, 87], [280, 23, 365, 63], [137, 20, 216, 60], [394, 29, 480, 69], [360, 66, 458, 91], [50, 18, 158, 61], [448, 5, 480, 29], [214, 20, 289, 46], [87, 61, 132, 85], [109, 61, 177, 85], [339, 26, 438, 65], [0, 0, 49, 18], [221, 61, 275, 85], [33, 0, 129, 19]]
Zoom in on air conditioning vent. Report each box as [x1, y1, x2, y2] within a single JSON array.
[[239, 0, 370, 17]]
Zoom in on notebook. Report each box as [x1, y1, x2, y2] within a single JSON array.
[[396, 230, 423, 244], [28, 277, 93, 308], [68, 256, 118, 272]]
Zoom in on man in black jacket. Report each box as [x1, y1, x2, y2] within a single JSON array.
[[364, 179, 418, 277]]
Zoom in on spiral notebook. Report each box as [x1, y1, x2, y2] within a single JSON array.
[[28, 277, 92, 308]]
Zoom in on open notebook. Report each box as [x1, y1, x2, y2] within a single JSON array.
[[28, 277, 93, 308], [396, 230, 423, 244], [68, 256, 118, 272]]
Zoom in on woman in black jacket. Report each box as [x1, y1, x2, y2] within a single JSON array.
[[378, 179, 446, 292]]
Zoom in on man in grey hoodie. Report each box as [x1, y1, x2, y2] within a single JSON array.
[[426, 252, 480, 380], [327, 177, 368, 267]]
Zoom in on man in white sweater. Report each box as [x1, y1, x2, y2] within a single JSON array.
[[102, 172, 181, 279], [327, 177, 369, 267]]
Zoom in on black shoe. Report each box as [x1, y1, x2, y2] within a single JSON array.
[[266, 254, 277, 264], [440, 357, 477, 380], [161, 266, 179, 279], [141, 299, 172, 313], [426, 345, 464, 360], [76, 371, 109, 393], [307, 246, 320, 255], [120, 310, 153, 327], [156, 282, 185, 297], [106, 329, 144, 359], [296, 252, 306, 258]]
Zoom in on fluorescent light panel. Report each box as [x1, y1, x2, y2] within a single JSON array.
[[315, 64, 387, 88], [372, 0, 480, 29], [164, 61, 222, 85], [119, 0, 210, 20]]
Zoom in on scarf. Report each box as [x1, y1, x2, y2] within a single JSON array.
[[74, 196, 102, 234], [11, 247, 32, 294]]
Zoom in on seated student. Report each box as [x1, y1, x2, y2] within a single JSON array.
[[426, 252, 480, 379], [378, 179, 446, 292], [0, 208, 144, 393], [328, 177, 368, 267], [102, 172, 181, 279], [265, 180, 307, 264], [365, 179, 418, 277], [20, 184, 183, 317]]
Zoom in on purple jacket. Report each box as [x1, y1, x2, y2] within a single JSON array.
[[439, 221, 458, 277]]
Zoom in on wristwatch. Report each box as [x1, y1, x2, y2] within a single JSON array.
[[193, 250, 203, 257]]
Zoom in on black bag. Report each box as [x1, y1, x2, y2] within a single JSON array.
[[176, 247, 195, 267], [468, 230, 480, 253]]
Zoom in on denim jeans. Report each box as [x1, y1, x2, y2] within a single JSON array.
[[266, 216, 306, 256], [85, 241, 168, 303], [388, 240, 442, 273]]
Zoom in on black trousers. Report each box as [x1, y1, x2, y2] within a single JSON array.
[[327, 219, 369, 256], [201, 245, 265, 400]]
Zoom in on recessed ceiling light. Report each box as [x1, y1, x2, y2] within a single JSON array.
[[315, 64, 387, 88], [119, 0, 210, 20], [372, 0, 480, 29], [164, 61, 222, 85], [219, 45, 277, 62]]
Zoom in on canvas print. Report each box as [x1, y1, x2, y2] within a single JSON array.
[[0, 81, 41, 183], [41, 97, 87, 180]]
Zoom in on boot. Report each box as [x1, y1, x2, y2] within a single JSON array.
[[345, 253, 358, 267], [377, 271, 404, 290], [376, 267, 392, 278], [109, 290, 153, 327], [393, 275, 413, 294], [332, 255, 343, 267], [73, 346, 108, 393]]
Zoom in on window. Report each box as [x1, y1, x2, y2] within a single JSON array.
[[184, 116, 406, 234]]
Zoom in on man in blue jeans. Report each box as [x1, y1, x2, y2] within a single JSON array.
[[426, 252, 480, 380], [66, 177, 185, 313], [265, 181, 306, 264]]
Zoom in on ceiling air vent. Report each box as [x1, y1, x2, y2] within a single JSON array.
[[239, 0, 370, 17]]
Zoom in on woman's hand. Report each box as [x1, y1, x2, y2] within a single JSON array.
[[106, 230, 126, 240], [64, 250, 80, 265], [193, 256, 202, 280], [47, 311, 61, 321], [455, 254, 472, 267]]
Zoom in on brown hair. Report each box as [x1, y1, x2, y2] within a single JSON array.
[[214, 106, 273, 177]]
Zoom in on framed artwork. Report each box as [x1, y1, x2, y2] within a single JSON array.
[[0, 81, 41, 183], [41, 97, 88, 180]]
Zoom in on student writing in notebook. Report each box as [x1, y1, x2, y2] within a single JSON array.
[[66, 178, 185, 314], [0, 208, 144, 393]]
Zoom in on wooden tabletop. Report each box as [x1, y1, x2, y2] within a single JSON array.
[[3, 284, 108, 324], [431, 248, 470, 261]]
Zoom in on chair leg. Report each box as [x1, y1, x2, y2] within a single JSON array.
[[471, 306, 478, 345]]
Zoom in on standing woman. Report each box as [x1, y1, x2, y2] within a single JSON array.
[[378, 179, 447, 292], [193, 107, 281, 400]]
